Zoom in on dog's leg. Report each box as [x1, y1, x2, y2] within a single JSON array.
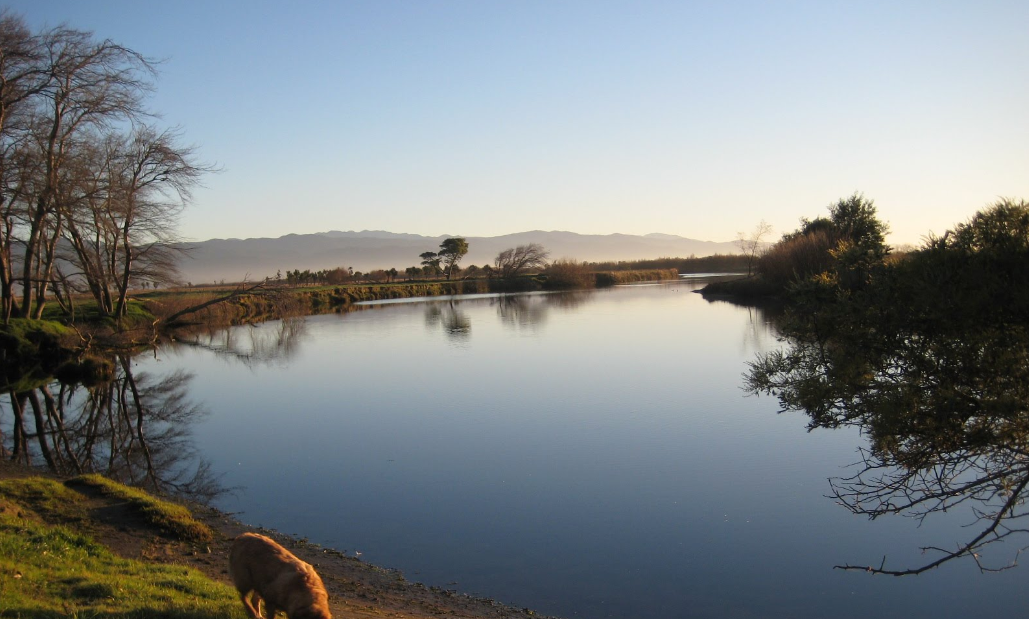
[[239, 590, 263, 619]]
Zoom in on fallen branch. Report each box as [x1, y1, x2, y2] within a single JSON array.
[[158, 280, 265, 327]]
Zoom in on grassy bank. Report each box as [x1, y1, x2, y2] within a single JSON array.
[[146, 268, 680, 327], [0, 476, 243, 618], [0, 469, 553, 619]]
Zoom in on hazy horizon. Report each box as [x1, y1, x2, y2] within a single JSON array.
[[173, 229, 742, 283], [195, 227, 735, 243]]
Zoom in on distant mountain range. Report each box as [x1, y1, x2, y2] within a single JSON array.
[[173, 230, 738, 284]]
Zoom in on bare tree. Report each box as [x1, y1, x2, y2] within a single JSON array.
[[494, 243, 550, 279], [0, 16, 167, 322], [21, 26, 155, 319], [0, 11, 49, 322], [735, 219, 773, 276], [0, 17, 210, 327], [61, 126, 207, 320], [110, 126, 206, 319]]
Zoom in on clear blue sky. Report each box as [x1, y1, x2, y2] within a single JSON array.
[[6, 1, 1028, 246]]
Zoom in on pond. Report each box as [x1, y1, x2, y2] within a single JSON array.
[[12, 279, 1029, 618]]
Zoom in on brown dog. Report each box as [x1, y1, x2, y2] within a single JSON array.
[[229, 532, 332, 619]]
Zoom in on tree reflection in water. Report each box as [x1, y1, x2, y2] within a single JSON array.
[[176, 315, 308, 366], [492, 295, 544, 330], [492, 291, 593, 331], [749, 321, 1029, 574], [2, 355, 221, 501], [747, 202, 1029, 575], [425, 301, 471, 339], [423, 293, 593, 340]]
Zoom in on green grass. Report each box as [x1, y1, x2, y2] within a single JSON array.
[[39, 298, 156, 327], [0, 477, 88, 524], [0, 318, 72, 339], [0, 512, 243, 618], [66, 475, 213, 543], [0, 476, 242, 618]]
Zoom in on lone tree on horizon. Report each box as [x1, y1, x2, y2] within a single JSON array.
[[438, 237, 469, 280], [420, 238, 468, 280]]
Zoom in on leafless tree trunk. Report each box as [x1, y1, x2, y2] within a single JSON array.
[[111, 127, 207, 320], [160, 280, 264, 327], [0, 12, 47, 323]]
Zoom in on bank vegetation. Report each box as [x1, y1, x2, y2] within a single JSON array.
[[742, 195, 1029, 576]]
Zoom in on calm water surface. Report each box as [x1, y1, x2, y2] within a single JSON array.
[[139, 280, 1024, 618]]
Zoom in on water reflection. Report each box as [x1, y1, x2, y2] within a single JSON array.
[[492, 295, 546, 331], [540, 290, 594, 311], [425, 302, 471, 339], [700, 294, 784, 356], [176, 316, 308, 366], [747, 304, 1029, 574], [347, 290, 633, 345], [1, 356, 220, 500]]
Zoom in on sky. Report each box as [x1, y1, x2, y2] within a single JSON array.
[[5, 1, 1028, 246]]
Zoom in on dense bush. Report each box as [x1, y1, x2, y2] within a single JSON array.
[[758, 228, 839, 289], [588, 254, 749, 273], [757, 193, 890, 294], [544, 260, 595, 289]]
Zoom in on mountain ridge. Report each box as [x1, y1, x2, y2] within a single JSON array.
[[174, 230, 738, 284]]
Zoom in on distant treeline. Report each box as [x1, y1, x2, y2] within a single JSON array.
[[275, 258, 711, 288], [162, 268, 680, 327], [585, 254, 748, 273]]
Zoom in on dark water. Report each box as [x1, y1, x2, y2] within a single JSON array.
[[136, 280, 1024, 618]]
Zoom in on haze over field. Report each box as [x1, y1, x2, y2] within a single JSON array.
[[174, 230, 739, 284], [6, 1, 1028, 247]]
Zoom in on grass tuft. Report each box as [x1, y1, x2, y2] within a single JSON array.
[[0, 477, 88, 524], [66, 474, 214, 543]]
